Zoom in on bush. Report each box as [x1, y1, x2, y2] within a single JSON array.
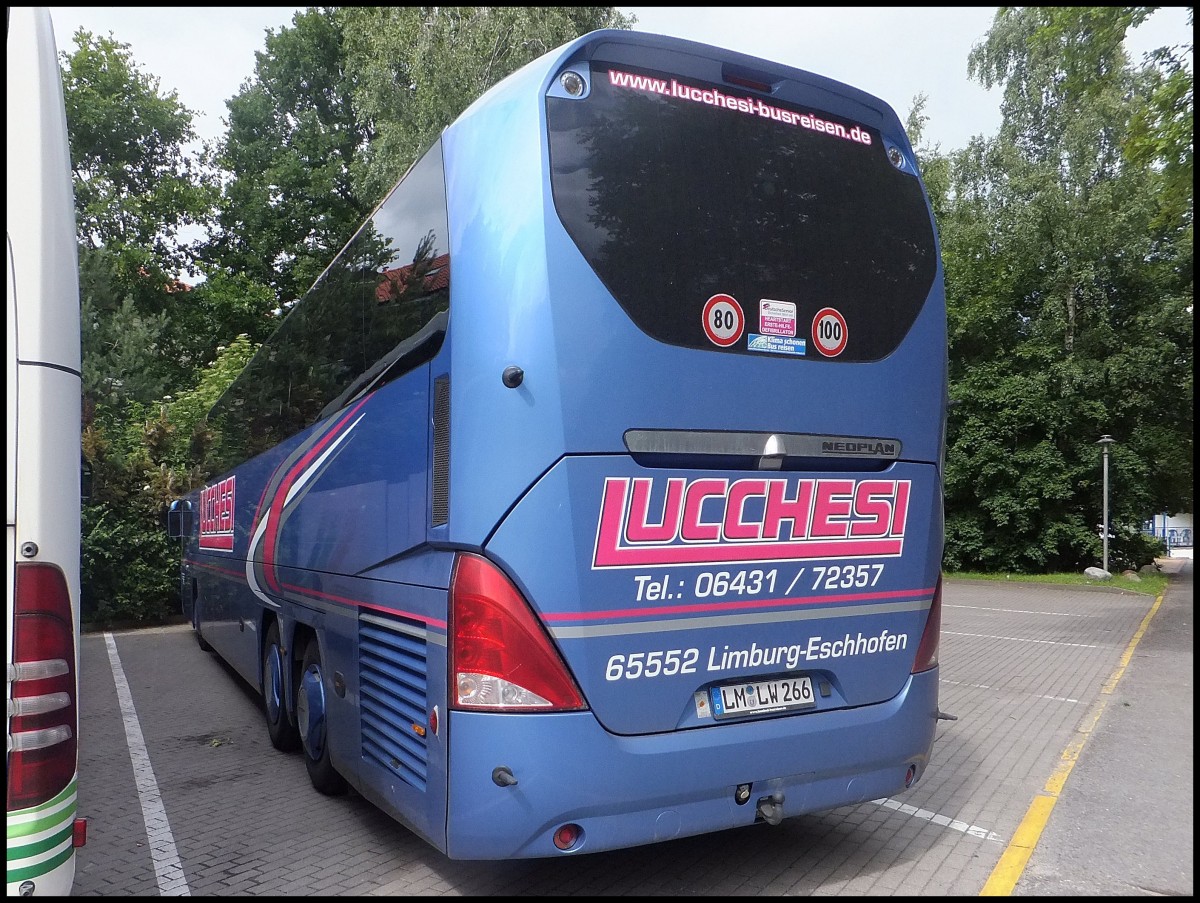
[[80, 406, 183, 629], [1107, 528, 1167, 573], [81, 502, 178, 628]]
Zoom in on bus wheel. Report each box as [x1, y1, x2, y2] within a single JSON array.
[[297, 636, 347, 795], [194, 600, 213, 652], [263, 621, 300, 751]]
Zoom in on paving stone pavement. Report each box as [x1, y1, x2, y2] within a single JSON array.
[[71, 560, 1192, 896]]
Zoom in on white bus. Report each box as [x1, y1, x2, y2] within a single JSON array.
[[6, 7, 86, 896]]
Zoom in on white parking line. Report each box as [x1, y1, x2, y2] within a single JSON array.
[[943, 604, 1080, 618], [872, 797, 1004, 842], [104, 633, 192, 896], [943, 630, 1100, 649], [940, 678, 1083, 704]]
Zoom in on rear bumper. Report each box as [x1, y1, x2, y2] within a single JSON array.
[[444, 667, 937, 858]]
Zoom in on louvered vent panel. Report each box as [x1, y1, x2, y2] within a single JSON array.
[[358, 612, 429, 792], [432, 375, 450, 526]]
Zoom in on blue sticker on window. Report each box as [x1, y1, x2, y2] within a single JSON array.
[[748, 334, 806, 356]]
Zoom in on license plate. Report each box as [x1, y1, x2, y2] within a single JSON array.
[[710, 676, 815, 719]]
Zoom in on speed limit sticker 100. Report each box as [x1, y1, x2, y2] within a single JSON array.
[[702, 294, 744, 347], [812, 307, 848, 357]]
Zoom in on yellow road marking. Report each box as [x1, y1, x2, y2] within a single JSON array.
[[979, 590, 1165, 895]]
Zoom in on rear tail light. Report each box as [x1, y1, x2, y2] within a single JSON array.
[[450, 553, 585, 711], [911, 573, 942, 673], [7, 563, 78, 811]]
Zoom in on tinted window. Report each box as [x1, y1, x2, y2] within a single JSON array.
[[207, 142, 449, 470], [548, 64, 937, 362]]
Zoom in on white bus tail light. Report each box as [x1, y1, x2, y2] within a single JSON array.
[[449, 553, 585, 712], [8, 563, 78, 811]]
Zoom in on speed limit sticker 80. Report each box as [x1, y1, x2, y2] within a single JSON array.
[[702, 294, 744, 347], [812, 307, 848, 357]]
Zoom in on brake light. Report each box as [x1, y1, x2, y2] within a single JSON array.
[[724, 73, 773, 93], [8, 563, 78, 811], [450, 553, 585, 711], [911, 573, 942, 673]]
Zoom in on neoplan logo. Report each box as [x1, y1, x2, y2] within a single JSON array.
[[821, 440, 898, 456]]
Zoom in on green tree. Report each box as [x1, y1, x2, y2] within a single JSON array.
[[339, 6, 635, 203], [936, 6, 1192, 572], [64, 29, 222, 408], [1126, 9, 1193, 234], [206, 7, 372, 308], [62, 30, 214, 273], [208, 7, 635, 312], [156, 334, 261, 478], [62, 29, 222, 624]]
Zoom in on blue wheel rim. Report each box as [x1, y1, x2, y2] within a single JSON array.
[[299, 662, 327, 759], [265, 643, 285, 724]]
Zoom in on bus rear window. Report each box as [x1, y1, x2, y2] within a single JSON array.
[[547, 64, 937, 362]]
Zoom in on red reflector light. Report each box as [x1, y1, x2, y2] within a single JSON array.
[[911, 574, 942, 673], [553, 823, 582, 851], [73, 817, 88, 847]]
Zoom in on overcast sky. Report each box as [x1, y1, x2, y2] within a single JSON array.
[[47, 6, 1191, 152]]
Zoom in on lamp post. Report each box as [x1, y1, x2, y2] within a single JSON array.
[[1097, 435, 1115, 573]]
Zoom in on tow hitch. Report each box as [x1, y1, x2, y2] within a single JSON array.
[[756, 791, 785, 825]]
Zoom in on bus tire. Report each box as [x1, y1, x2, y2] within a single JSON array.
[[297, 636, 347, 795], [262, 621, 300, 751], [194, 600, 213, 652]]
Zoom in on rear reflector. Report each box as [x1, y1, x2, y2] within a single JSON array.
[[911, 573, 942, 673], [553, 823, 583, 850]]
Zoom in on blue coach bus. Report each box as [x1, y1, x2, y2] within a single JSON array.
[[169, 28, 947, 859]]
